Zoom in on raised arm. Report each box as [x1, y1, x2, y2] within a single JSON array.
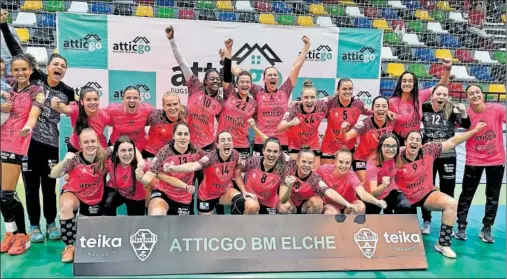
[[441, 122, 486, 153], [438, 58, 452, 87], [288, 36, 311, 85], [165, 26, 194, 81], [0, 11, 23, 57], [248, 118, 269, 143], [220, 38, 234, 89]]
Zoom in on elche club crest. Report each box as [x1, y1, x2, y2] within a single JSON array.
[[354, 228, 379, 259], [130, 229, 158, 261]]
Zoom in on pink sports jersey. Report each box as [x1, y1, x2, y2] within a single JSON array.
[[285, 160, 327, 206], [321, 97, 367, 154], [396, 143, 442, 205], [353, 117, 395, 161], [186, 76, 224, 148], [106, 160, 146, 201], [62, 153, 108, 205], [250, 78, 293, 146], [242, 156, 286, 208], [68, 103, 110, 150], [283, 100, 328, 150], [366, 157, 399, 200], [145, 106, 188, 155], [217, 87, 257, 149], [104, 103, 154, 151], [197, 149, 241, 201], [316, 165, 361, 209], [150, 142, 202, 204], [1, 83, 44, 156], [465, 103, 506, 166], [389, 88, 431, 139]]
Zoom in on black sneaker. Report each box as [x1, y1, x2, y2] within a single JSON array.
[[479, 226, 494, 243], [454, 223, 467, 241]]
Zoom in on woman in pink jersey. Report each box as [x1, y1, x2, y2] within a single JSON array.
[[165, 27, 224, 151], [218, 39, 257, 160], [456, 85, 506, 244], [104, 86, 154, 154], [397, 125, 486, 259], [316, 149, 387, 215], [49, 128, 109, 263], [139, 122, 203, 216], [234, 137, 288, 214], [364, 133, 410, 214], [0, 54, 44, 256], [51, 87, 110, 152], [321, 79, 370, 165], [388, 59, 452, 145], [277, 148, 358, 214], [340, 96, 394, 182], [278, 80, 328, 168], [144, 92, 188, 158], [103, 136, 147, 216], [164, 131, 256, 215], [232, 36, 311, 155]]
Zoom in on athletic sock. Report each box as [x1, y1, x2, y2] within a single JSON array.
[[438, 224, 453, 247], [8, 193, 27, 234], [231, 195, 246, 215], [60, 219, 77, 246]]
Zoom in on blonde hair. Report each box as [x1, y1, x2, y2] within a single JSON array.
[[79, 128, 107, 175], [432, 84, 453, 120], [162, 92, 186, 122], [302, 80, 316, 94]]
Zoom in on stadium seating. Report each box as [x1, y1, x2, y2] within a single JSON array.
[[1, 0, 504, 100]]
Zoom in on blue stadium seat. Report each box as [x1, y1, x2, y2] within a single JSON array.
[[272, 2, 292, 14], [90, 2, 114, 14], [440, 34, 460, 48], [354, 17, 372, 28], [404, 0, 421, 9], [380, 79, 396, 90], [156, 0, 174, 6], [422, 81, 438, 89], [218, 12, 236, 22], [470, 66, 494, 81], [380, 8, 399, 19], [415, 48, 438, 62], [39, 13, 56, 28]]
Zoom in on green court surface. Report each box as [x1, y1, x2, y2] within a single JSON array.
[[1, 183, 505, 278]]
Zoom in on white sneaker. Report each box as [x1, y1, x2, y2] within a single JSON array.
[[435, 243, 457, 259], [421, 221, 431, 235]]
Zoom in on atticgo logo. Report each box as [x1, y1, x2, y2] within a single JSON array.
[[296, 89, 330, 101], [384, 231, 421, 251], [112, 36, 151, 54], [63, 33, 102, 52], [112, 84, 151, 102], [232, 43, 283, 83], [130, 229, 158, 262], [79, 234, 122, 257], [74, 81, 103, 98], [304, 45, 333, 62], [354, 228, 379, 259], [342, 46, 377, 63]]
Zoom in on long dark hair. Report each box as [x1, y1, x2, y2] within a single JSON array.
[[392, 71, 420, 119], [111, 136, 138, 197], [263, 137, 284, 174], [75, 87, 99, 136], [11, 54, 37, 83], [48, 53, 68, 66], [375, 133, 402, 168]]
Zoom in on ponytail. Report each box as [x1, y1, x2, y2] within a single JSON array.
[[75, 87, 98, 136], [94, 146, 107, 175]]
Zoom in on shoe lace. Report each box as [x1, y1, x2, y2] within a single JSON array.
[[483, 227, 492, 235], [48, 225, 58, 233], [14, 235, 26, 247], [31, 227, 42, 234]]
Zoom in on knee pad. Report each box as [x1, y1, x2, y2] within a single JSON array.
[[0, 191, 21, 209], [231, 195, 246, 215]]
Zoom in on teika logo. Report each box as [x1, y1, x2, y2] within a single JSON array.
[[384, 231, 421, 251], [113, 36, 151, 54], [342, 46, 377, 63], [63, 33, 102, 52], [79, 234, 122, 257]]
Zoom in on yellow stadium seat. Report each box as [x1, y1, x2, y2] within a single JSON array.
[[309, 4, 327, 16], [339, 0, 356, 5], [217, 1, 233, 11], [387, 63, 405, 78], [20, 0, 43, 11], [297, 16, 314, 26], [15, 28, 30, 43], [488, 84, 506, 93], [502, 14, 506, 23], [437, 1, 455, 12], [415, 10, 434, 21], [259, 13, 277, 25], [53, 48, 58, 54], [373, 19, 392, 31], [135, 5, 154, 17], [435, 49, 459, 62]]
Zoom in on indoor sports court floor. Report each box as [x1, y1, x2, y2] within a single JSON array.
[[1, 183, 505, 278]]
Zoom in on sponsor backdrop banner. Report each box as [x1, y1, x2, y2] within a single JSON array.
[[74, 215, 427, 276]]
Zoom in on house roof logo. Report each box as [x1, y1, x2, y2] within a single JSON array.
[[132, 37, 150, 44], [83, 34, 101, 41], [317, 89, 330, 97], [134, 84, 151, 102], [357, 91, 372, 98], [232, 43, 282, 66], [84, 81, 102, 90], [135, 84, 150, 92], [316, 45, 332, 52], [130, 229, 158, 262], [360, 47, 375, 54], [354, 228, 379, 259]]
